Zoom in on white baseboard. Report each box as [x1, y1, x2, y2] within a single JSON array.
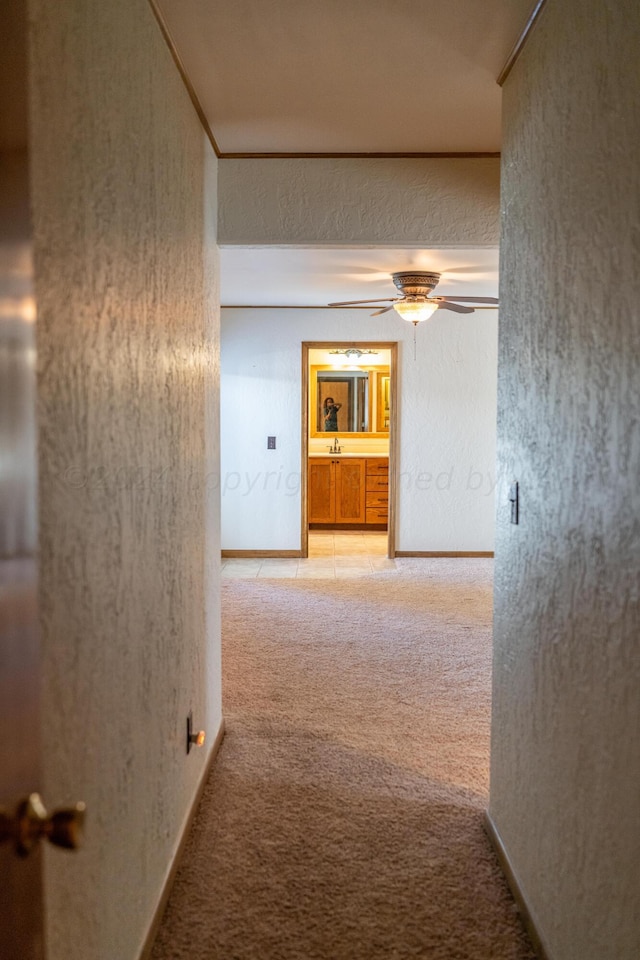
[[483, 810, 553, 960], [138, 718, 226, 959]]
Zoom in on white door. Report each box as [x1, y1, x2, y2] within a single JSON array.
[[0, 135, 45, 960], [1, 4, 83, 955]]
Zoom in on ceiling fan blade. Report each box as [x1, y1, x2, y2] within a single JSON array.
[[437, 301, 475, 314], [328, 298, 397, 307], [438, 296, 499, 303], [370, 305, 395, 317]]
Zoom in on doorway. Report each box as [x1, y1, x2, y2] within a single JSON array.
[[301, 342, 398, 559]]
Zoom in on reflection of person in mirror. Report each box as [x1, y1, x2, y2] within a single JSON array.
[[323, 397, 342, 431]]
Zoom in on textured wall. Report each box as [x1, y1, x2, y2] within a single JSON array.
[[29, 1, 221, 958], [218, 158, 500, 245], [490, 1, 640, 958], [221, 307, 497, 552]]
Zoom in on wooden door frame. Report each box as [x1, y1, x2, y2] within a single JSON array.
[[301, 341, 398, 558]]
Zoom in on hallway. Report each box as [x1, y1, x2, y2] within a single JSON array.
[[152, 559, 534, 960], [2, 0, 636, 955]]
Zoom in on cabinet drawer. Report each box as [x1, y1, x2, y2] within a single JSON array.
[[366, 475, 389, 493], [366, 507, 388, 524], [366, 492, 388, 509], [366, 459, 389, 476]]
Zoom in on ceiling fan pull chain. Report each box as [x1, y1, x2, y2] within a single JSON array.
[[413, 323, 417, 361]]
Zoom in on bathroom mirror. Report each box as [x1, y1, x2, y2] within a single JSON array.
[[309, 362, 390, 437]]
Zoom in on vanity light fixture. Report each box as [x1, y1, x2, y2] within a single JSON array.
[[329, 348, 379, 358]]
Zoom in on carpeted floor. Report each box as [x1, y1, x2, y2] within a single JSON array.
[[152, 559, 535, 960]]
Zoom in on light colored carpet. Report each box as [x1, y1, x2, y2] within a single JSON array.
[[152, 559, 535, 960]]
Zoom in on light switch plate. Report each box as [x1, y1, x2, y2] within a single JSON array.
[[267, 436, 276, 449]]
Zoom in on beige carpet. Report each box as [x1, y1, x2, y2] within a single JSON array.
[[152, 559, 535, 960]]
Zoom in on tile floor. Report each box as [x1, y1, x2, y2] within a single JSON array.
[[221, 530, 397, 579]]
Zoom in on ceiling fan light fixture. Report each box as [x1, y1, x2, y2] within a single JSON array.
[[392, 299, 439, 325]]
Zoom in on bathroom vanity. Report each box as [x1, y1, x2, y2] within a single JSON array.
[[308, 456, 389, 526]]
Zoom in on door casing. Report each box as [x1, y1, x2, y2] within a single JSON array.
[[301, 341, 398, 558]]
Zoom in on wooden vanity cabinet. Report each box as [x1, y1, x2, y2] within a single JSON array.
[[308, 457, 388, 526]]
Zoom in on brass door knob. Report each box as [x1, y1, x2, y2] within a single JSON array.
[[0, 793, 86, 857]]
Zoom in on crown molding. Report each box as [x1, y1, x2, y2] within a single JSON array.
[[497, 0, 549, 86], [218, 152, 500, 160], [221, 304, 499, 311], [149, 0, 507, 160], [222, 305, 375, 309], [147, 0, 221, 157]]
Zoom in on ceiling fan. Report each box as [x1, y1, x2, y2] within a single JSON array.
[[329, 271, 499, 325]]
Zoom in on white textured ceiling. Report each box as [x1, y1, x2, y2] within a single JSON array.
[[219, 247, 499, 306], [156, 0, 533, 154], [157, 2, 512, 301]]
